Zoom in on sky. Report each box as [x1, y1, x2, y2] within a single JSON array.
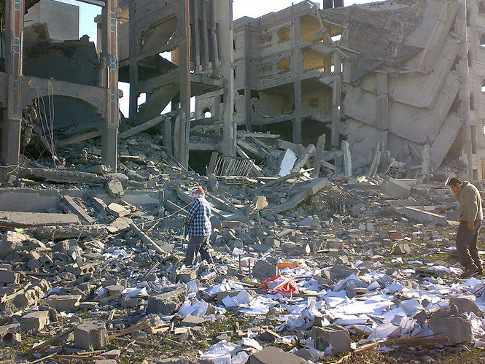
[[53, 0, 384, 117]]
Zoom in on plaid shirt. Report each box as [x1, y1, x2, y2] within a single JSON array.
[[186, 197, 212, 237]]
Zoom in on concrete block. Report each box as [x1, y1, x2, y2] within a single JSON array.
[[0, 324, 21, 346], [249, 347, 306, 364], [45, 294, 81, 312], [74, 321, 108, 350], [146, 286, 186, 315], [311, 325, 351, 354], [107, 203, 131, 217], [105, 285, 124, 299], [396, 206, 449, 226], [429, 314, 472, 345], [20, 311, 50, 333]]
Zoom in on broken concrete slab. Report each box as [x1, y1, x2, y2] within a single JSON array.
[[74, 320, 108, 350], [429, 312, 472, 345], [249, 346, 306, 364], [107, 203, 131, 218], [45, 295, 81, 312], [20, 311, 50, 333], [311, 325, 352, 354], [0, 211, 80, 229], [107, 217, 132, 234], [266, 178, 329, 214], [19, 167, 106, 185], [395, 206, 450, 226], [146, 286, 186, 315], [26, 224, 108, 241], [62, 195, 95, 224], [0, 269, 19, 285], [382, 178, 416, 199]]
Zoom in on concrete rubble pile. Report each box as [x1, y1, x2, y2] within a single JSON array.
[[0, 130, 483, 363]]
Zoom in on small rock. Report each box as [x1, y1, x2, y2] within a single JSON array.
[[74, 321, 108, 350], [146, 286, 186, 315], [311, 325, 352, 354], [450, 297, 483, 318], [249, 346, 306, 364], [252, 260, 276, 281], [429, 311, 472, 345], [45, 295, 81, 312], [106, 179, 124, 198]]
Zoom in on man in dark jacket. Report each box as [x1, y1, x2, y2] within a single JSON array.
[[184, 186, 214, 267], [447, 177, 483, 278]]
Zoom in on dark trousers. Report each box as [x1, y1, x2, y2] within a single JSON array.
[[185, 235, 213, 267], [456, 221, 482, 270]]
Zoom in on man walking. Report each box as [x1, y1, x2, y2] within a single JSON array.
[[184, 186, 214, 267], [447, 177, 483, 278]]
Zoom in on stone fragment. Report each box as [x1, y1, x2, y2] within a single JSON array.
[[107, 203, 131, 218], [252, 260, 276, 280], [311, 325, 351, 354], [391, 241, 412, 255], [106, 178, 124, 198], [105, 285, 124, 299], [94, 361, 117, 364], [181, 315, 206, 327], [107, 217, 132, 234], [20, 311, 50, 333], [177, 268, 197, 283], [45, 294, 81, 312], [429, 312, 472, 345], [324, 264, 355, 282], [146, 286, 186, 315], [0, 231, 28, 257], [74, 321, 108, 350], [249, 347, 306, 364], [450, 297, 484, 318]]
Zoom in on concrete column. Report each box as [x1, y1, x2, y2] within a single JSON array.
[[210, 0, 220, 67], [219, 0, 236, 156], [1, 0, 25, 166], [458, 0, 473, 179], [291, 6, 302, 144], [331, 52, 343, 147], [201, 0, 210, 68], [128, 0, 139, 121], [375, 71, 389, 149], [102, 0, 119, 171], [193, 0, 201, 70], [175, 0, 191, 168]]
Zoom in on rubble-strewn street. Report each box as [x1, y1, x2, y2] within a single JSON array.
[[2, 0, 485, 362], [0, 130, 485, 364]]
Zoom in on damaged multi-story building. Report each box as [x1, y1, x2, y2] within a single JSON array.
[[0, 0, 484, 180], [197, 0, 485, 179]]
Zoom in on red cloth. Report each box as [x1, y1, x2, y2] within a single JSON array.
[[261, 275, 299, 295]]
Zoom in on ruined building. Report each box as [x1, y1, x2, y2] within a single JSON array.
[[0, 0, 483, 180], [0, 0, 119, 170], [197, 0, 485, 178], [119, 0, 235, 168]]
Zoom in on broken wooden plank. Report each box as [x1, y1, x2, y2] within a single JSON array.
[[0, 211, 80, 229], [19, 168, 105, 185], [119, 116, 163, 139], [62, 196, 95, 224], [130, 222, 171, 255], [262, 169, 313, 189], [265, 178, 329, 214], [57, 130, 101, 147]]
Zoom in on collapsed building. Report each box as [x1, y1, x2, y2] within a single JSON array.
[[197, 0, 485, 178], [0, 0, 483, 180]]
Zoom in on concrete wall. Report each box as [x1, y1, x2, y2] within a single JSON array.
[[25, 0, 80, 41]]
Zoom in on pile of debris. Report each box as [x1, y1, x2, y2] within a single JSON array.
[[0, 127, 483, 363]]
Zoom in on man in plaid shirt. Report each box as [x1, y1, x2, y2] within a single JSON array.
[[184, 186, 214, 267]]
